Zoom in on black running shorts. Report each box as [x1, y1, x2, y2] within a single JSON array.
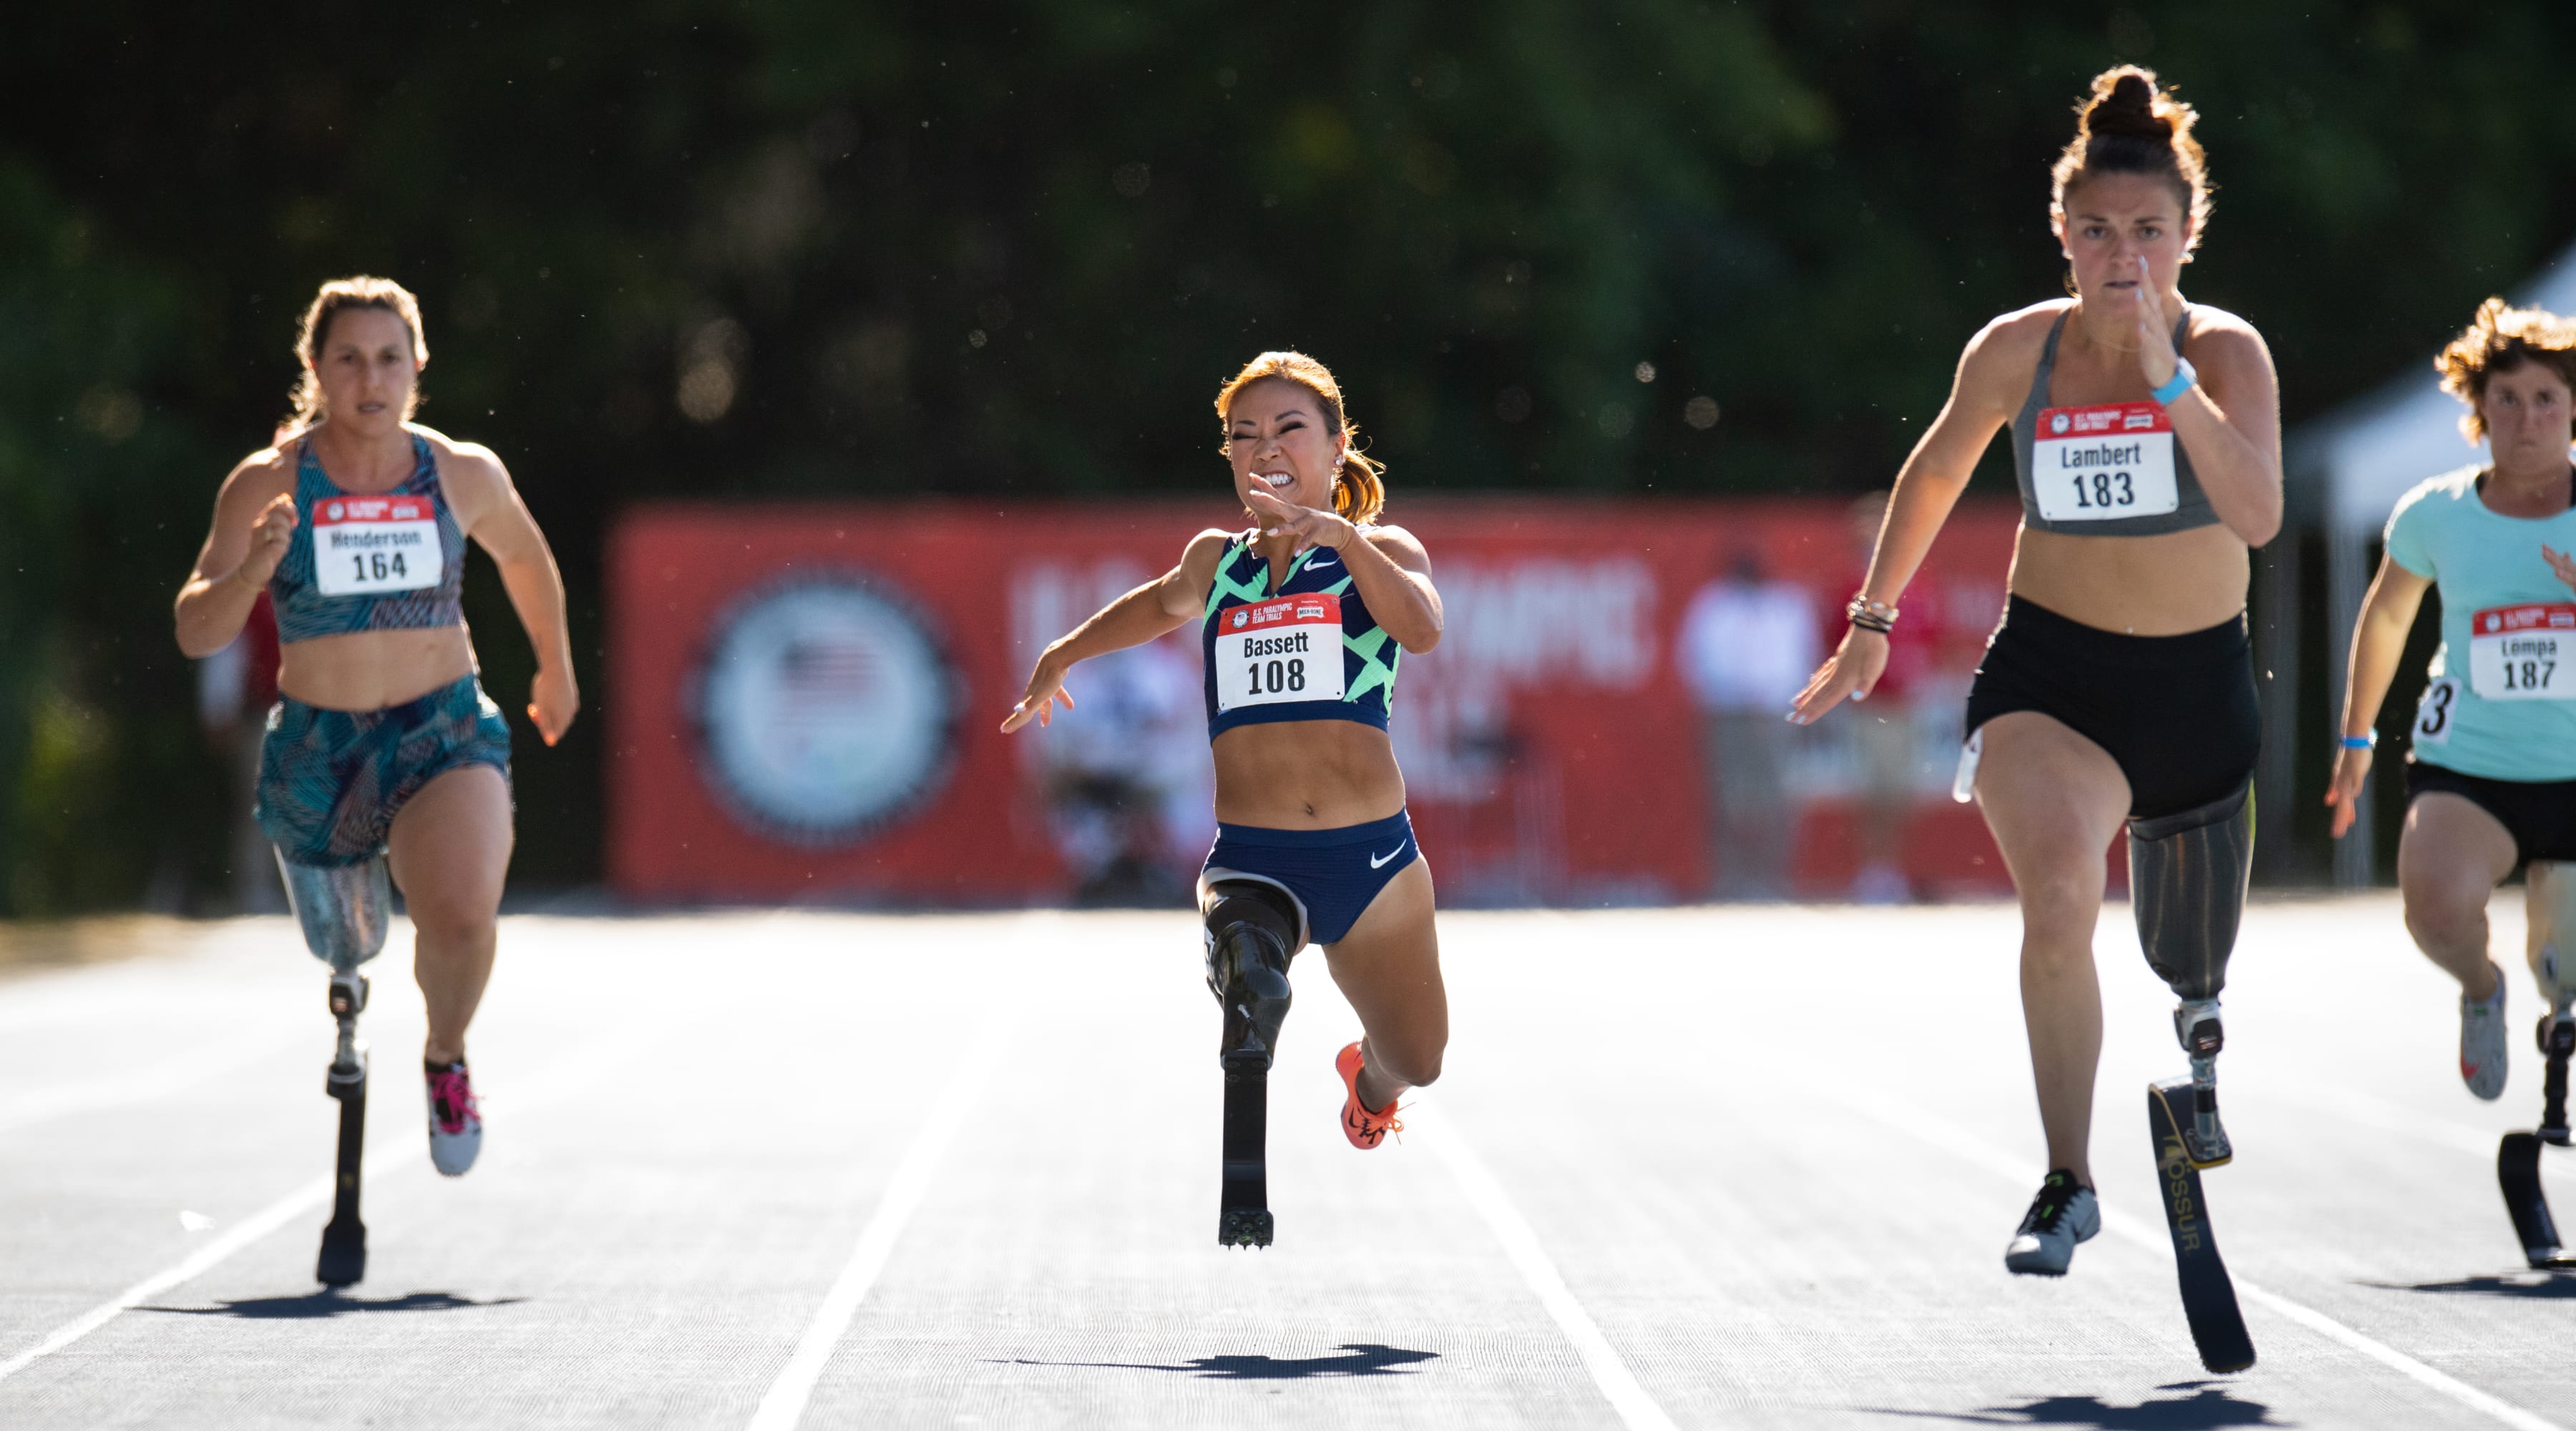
[[1963, 595, 2260, 821], [2407, 761, 2576, 868]]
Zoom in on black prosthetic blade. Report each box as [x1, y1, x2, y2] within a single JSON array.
[[2148, 1078, 2255, 1373], [2498, 1133, 2576, 1269], [317, 1069, 368, 1287], [1218, 1065, 1272, 1247]]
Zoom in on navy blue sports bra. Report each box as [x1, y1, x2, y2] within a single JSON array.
[[1200, 533, 1400, 738], [269, 432, 467, 644]]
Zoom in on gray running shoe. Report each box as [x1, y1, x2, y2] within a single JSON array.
[[2462, 964, 2509, 1101], [2004, 1171, 2099, 1276]]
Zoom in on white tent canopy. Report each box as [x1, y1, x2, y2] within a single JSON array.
[[2269, 235, 2576, 882]]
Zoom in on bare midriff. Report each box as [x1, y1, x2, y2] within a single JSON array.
[[278, 626, 478, 712], [1211, 721, 1407, 829], [2008, 523, 2248, 635]]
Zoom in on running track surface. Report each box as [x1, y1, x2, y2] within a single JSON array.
[[2, 898, 2572, 1430]]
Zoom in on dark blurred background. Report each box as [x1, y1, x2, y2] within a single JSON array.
[[4, 1, 2575, 912]]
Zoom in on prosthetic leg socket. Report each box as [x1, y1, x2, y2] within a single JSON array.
[[1204, 881, 1300, 1248], [278, 852, 389, 1287], [2129, 786, 2253, 1170]]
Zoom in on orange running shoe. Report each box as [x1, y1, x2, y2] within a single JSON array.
[[1335, 1041, 1402, 1150]]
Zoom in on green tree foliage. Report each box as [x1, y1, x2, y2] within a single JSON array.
[[3, 1, 2573, 906]]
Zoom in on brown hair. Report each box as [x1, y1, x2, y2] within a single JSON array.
[[2435, 298, 2576, 442], [284, 275, 429, 433], [1214, 351, 1387, 527], [2049, 66, 2212, 252]]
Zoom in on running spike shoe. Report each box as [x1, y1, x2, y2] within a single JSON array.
[[425, 1060, 482, 1176], [1335, 1041, 1402, 1151], [2462, 962, 2509, 1101], [2003, 1170, 2099, 1276]]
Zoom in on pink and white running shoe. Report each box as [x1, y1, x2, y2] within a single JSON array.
[[425, 1060, 483, 1176]]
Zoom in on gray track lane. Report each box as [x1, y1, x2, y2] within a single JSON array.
[[0, 899, 2571, 1428]]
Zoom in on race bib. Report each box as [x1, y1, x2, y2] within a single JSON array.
[[2032, 403, 2180, 522], [312, 496, 441, 597], [1213, 594, 1345, 712], [2414, 676, 2459, 746], [2469, 603, 2576, 700]]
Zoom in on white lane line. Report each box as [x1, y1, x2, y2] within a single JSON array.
[[1836, 1093, 2568, 1431], [0, 982, 663, 1386], [1427, 1113, 1683, 1431], [746, 1012, 1020, 1431], [0, 1141, 412, 1385]]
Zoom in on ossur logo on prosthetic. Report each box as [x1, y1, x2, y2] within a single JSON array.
[[1214, 593, 1345, 712], [2034, 403, 2179, 522], [2470, 603, 2576, 700], [313, 496, 443, 597]]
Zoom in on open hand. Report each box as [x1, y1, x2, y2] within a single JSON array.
[[1245, 487, 1357, 551], [1001, 650, 1075, 733], [1787, 627, 1889, 726], [2129, 256, 2182, 391], [2323, 744, 2373, 839], [2545, 544, 2576, 595]]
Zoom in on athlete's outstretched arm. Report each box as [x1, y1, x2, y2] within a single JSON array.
[[1241, 489, 1441, 652], [1002, 528, 1231, 733], [2326, 554, 2431, 838], [1790, 321, 2021, 724], [440, 440, 579, 747], [175, 451, 296, 658]]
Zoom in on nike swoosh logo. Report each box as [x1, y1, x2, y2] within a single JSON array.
[[1305, 555, 1339, 569], [1370, 842, 1406, 869]]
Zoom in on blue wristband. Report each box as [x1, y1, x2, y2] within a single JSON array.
[[2338, 733, 2376, 751], [2150, 356, 2198, 406]]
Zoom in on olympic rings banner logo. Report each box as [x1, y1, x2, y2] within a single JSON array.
[[605, 499, 2021, 904]]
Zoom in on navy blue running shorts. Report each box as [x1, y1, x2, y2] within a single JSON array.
[[1202, 810, 1420, 948]]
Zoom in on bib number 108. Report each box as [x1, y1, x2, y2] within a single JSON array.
[[1246, 658, 1307, 695]]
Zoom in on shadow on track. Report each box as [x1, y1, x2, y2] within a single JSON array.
[[2365, 1271, 2576, 1299], [138, 1291, 525, 1319], [1866, 1380, 2279, 1428], [1001, 1343, 1437, 1379]]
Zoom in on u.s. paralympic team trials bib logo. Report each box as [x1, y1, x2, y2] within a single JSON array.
[[693, 576, 956, 845]]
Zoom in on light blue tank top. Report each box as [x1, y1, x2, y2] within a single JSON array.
[[2386, 465, 2576, 781]]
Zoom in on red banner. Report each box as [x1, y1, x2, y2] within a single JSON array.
[[605, 499, 2021, 904]]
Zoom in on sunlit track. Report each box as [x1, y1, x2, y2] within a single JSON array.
[[1, 899, 2572, 1428]]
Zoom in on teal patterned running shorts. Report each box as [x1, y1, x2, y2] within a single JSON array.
[[255, 675, 512, 866]]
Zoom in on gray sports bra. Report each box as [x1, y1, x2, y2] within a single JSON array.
[[2010, 304, 2218, 537]]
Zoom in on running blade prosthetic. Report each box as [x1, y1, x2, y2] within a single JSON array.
[[316, 972, 370, 1288], [2499, 1014, 2576, 1269], [2147, 1077, 2254, 1373], [1212, 918, 1292, 1249]]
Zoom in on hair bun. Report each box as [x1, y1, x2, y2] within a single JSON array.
[[2084, 67, 2175, 143]]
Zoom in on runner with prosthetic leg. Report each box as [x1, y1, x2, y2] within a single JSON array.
[[175, 278, 578, 1284], [1005, 351, 1448, 1248], [2326, 298, 2576, 1268], [1791, 70, 2279, 1367]]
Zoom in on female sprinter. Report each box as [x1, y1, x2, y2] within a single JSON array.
[[175, 276, 578, 1176], [1002, 351, 1447, 1151], [1790, 67, 2283, 1276], [2329, 300, 2576, 1099]]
